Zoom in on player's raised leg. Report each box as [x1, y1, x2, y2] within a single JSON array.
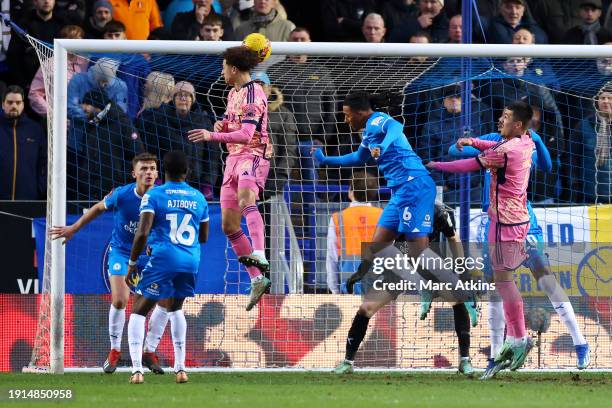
[[222, 205, 271, 311]]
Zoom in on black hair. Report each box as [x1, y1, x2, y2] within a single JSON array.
[[3, 85, 25, 102], [203, 13, 223, 27], [148, 27, 172, 41], [104, 20, 126, 34], [164, 150, 189, 178], [410, 31, 432, 43], [507, 100, 533, 129], [343, 91, 400, 112], [292, 26, 311, 36], [442, 84, 462, 98], [223, 46, 260, 72]]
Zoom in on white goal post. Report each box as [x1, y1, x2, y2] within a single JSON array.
[[46, 40, 612, 373]]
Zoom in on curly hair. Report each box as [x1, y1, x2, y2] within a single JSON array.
[[223, 46, 260, 72]]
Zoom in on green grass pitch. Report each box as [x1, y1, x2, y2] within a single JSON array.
[[1, 372, 610, 407]]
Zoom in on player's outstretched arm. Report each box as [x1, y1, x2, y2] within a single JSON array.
[[449, 133, 500, 158], [188, 122, 257, 145], [426, 157, 481, 173], [199, 221, 209, 244], [49, 200, 106, 244], [312, 145, 370, 167]]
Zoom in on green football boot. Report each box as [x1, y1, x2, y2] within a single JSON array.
[[509, 337, 535, 371], [458, 358, 475, 377], [464, 300, 479, 327], [332, 360, 354, 374], [246, 276, 272, 311], [419, 289, 434, 320]]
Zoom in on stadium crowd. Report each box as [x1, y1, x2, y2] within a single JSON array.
[[0, 0, 610, 206]]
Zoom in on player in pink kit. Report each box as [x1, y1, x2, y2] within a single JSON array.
[[188, 46, 271, 311], [427, 101, 536, 378]]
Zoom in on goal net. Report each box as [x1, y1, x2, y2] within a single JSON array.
[[14, 38, 611, 372]]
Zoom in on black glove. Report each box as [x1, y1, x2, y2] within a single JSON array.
[[346, 259, 372, 294]]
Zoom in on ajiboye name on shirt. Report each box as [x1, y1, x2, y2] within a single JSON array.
[[167, 200, 198, 209]]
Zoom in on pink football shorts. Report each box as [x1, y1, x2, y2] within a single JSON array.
[[220, 154, 270, 210], [488, 221, 529, 272]]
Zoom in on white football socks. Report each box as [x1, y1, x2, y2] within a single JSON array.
[[538, 275, 586, 346], [169, 310, 187, 372], [144, 305, 169, 353], [488, 300, 506, 359], [128, 314, 146, 374], [252, 250, 267, 261], [108, 305, 126, 351]]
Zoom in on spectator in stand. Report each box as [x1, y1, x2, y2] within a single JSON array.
[[596, 47, 612, 79], [97, 20, 151, 120], [0, 2, 12, 82], [419, 84, 490, 203], [7, 0, 65, 88], [484, 0, 548, 44], [512, 27, 560, 89], [197, 14, 225, 40], [170, 0, 235, 40], [388, 0, 449, 43], [103, 18, 127, 39], [54, 0, 86, 26], [563, 0, 611, 44], [148, 27, 173, 40], [76, 86, 144, 200], [448, 14, 461, 43], [380, 0, 417, 39], [408, 31, 432, 63], [531, 0, 583, 44], [227, 0, 255, 29], [29, 25, 88, 121], [321, 0, 377, 42], [361, 13, 386, 43], [137, 71, 175, 117], [251, 71, 298, 196], [67, 58, 128, 169], [84, 0, 114, 39], [0, 85, 47, 200], [111, 0, 163, 40], [235, 0, 295, 41], [137, 81, 219, 199], [571, 86, 612, 204]]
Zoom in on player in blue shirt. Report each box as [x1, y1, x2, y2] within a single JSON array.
[[125, 151, 209, 385], [314, 92, 469, 374], [50, 153, 168, 375], [448, 130, 589, 373]]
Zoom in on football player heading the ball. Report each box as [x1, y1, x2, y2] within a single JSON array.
[[188, 44, 272, 311]]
